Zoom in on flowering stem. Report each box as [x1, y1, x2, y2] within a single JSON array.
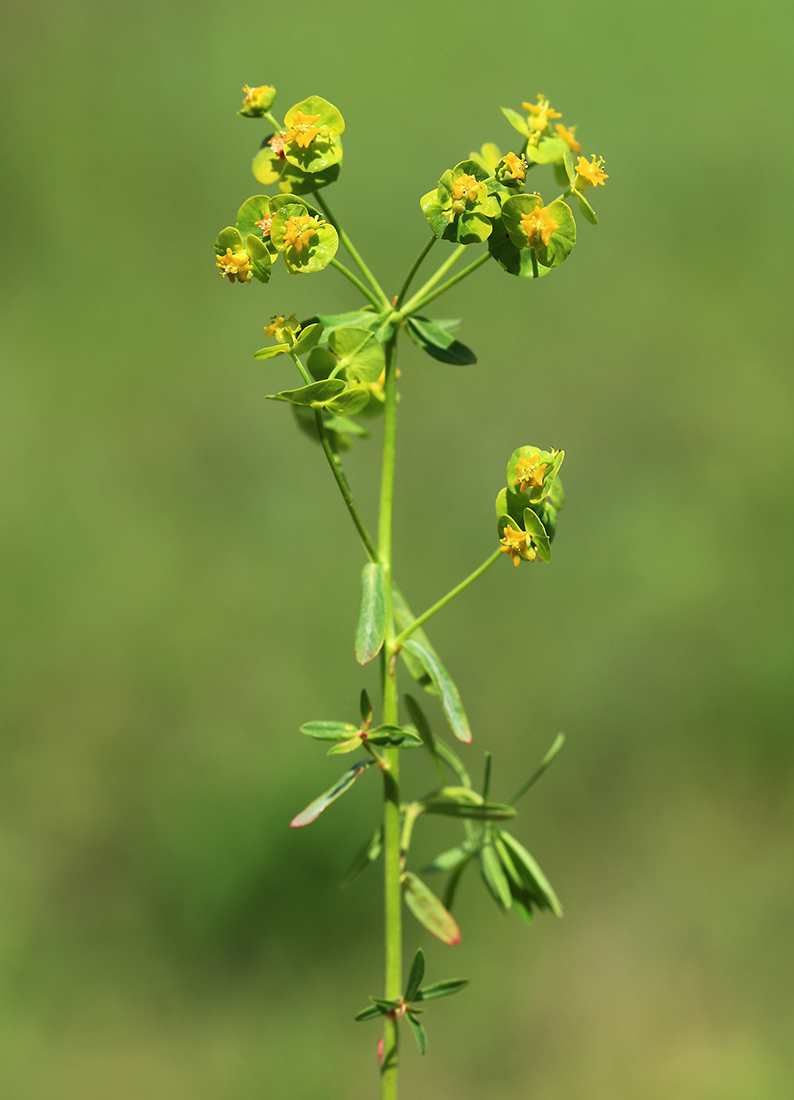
[[402, 251, 493, 316], [395, 235, 437, 309], [554, 187, 573, 203], [392, 547, 502, 649], [379, 332, 402, 1100], [329, 258, 384, 309], [263, 111, 281, 131], [289, 351, 379, 562], [400, 244, 467, 314], [313, 192, 392, 310]]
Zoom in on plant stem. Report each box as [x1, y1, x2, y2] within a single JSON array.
[[400, 244, 466, 315], [289, 352, 379, 562], [392, 547, 503, 648], [313, 192, 391, 309], [379, 333, 401, 1100], [403, 251, 492, 316], [395, 235, 437, 309], [329, 258, 383, 309]]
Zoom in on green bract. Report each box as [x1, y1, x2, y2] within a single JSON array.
[[282, 96, 345, 173], [506, 446, 565, 504], [421, 160, 500, 244], [213, 226, 271, 283], [270, 202, 339, 273], [500, 195, 577, 269]]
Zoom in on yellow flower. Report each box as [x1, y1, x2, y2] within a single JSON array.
[[519, 205, 559, 249], [282, 214, 321, 254], [451, 173, 481, 203], [501, 152, 527, 181], [555, 123, 580, 154], [283, 111, 322, 149], [500, 524, 536, 567], [522, 95, 562, 133], [514, 453, 547, 494], [241, 84, 276, 113], [215, 248, 253, 284], [264, 313, 301, 340], [575, 155, 608, 189]]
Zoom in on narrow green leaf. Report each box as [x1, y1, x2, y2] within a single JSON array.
[[501, 106, 530, 136], [402, 872, 461, 945], [327, 735, 364, 755], [480, 833, 513, 910], [404, 948, 426, 1003], [406, 1012, 427, 1054], [370, 996, 401, 1012], [300, 720, 358, 741], [406, 316, 477, 366], [252, 343, 290, 360], [340, 825, 383, 888], [354, 1004, 386, 1022], [392, 587, 439, 696], [401, 639, 471, 743], [266, 379, 346, 406], [289, 759, 375, 828], [498, 831, 563, 916], [355, 563, 386, 665], [422, 800, 516, 820], [482, 752, 492, 801], [360, 689, 373, 726], [433, 736, 472, 788], [366, 724, 422, 747], [509, 733, 565, 804], [414, 978, 470, 1002], [421, 841, 474, 874], [443, 851, 474, 911], [404, 694, 445, 783]]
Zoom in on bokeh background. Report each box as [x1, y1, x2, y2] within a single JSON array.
[[2, 1, 793, 1097]]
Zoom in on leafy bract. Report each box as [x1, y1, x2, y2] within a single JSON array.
[[401, 872, 461, 945], [328, 327, 386, 384]]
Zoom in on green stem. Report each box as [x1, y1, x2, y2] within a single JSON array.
[[329, 258, 383, 309], [379, 333, 401, 1100], [263, 111, 281, 131], [403, 251, 492, 316], [400, 244, 466, 315], [393, 547, 502, 648], [289, 352, 379, 562], [396, 235, 437, 309], [313, 192, 391, 309]]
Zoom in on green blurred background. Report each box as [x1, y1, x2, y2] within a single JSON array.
[[2, 0, 793, 1096]]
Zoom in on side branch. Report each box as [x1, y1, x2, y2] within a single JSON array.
[[393, 547, 502, 648]]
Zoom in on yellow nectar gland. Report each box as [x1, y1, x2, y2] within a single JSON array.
[[555, 123, 580, 153], [269, 133, 288, 160], [283, 111, 322, 149], [519, 205, 559, 249], [502, 152, 527, 181], [283, 215, 321, 254], [451, 173, 481, 204], [522, 94, 562, 133], [514, 453, 547, 494], [216, 248, 253, 283], [575, 155, 608, 188], [500, 525, 536, 567]]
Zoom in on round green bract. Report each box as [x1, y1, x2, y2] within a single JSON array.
[[245, 234, 272, 282], [506, 446, 564, 504], [252, 147, 283, 186], [526, 136, 568, 165], [488, 217, 550, 279], [536, 200, 576, 268], [328, 327, 385, 384], [214, 226, 244, 255], [283, 223, 339, 274], [285, 96, 345, 136], [280, 160, 341, 195], [501, 194, 543, 249], [283, 97, 345, 174]]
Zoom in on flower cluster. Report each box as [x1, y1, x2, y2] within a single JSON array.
[[496, 446, 565, 567]]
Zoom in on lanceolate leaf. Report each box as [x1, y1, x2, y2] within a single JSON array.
[[406, 1013, 427, 1055], [480, 833, 513, 910], [509, 732, 566, 805], [401, 872, 461, 945], [289, 759, 375, 828], [498, 831, 563, 916], [355, 563, 387, 664], [300, 720, 359, 741], [354, 1004, 386, 1022], [340, 825, 383, 888], [414, 978, 470, 1002], [404, 948, 426, 1002], [401, 640, 471, 743], [404, 693, 445, 783], [421, 799, 516, 820], [406, 316, 477, 366]]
